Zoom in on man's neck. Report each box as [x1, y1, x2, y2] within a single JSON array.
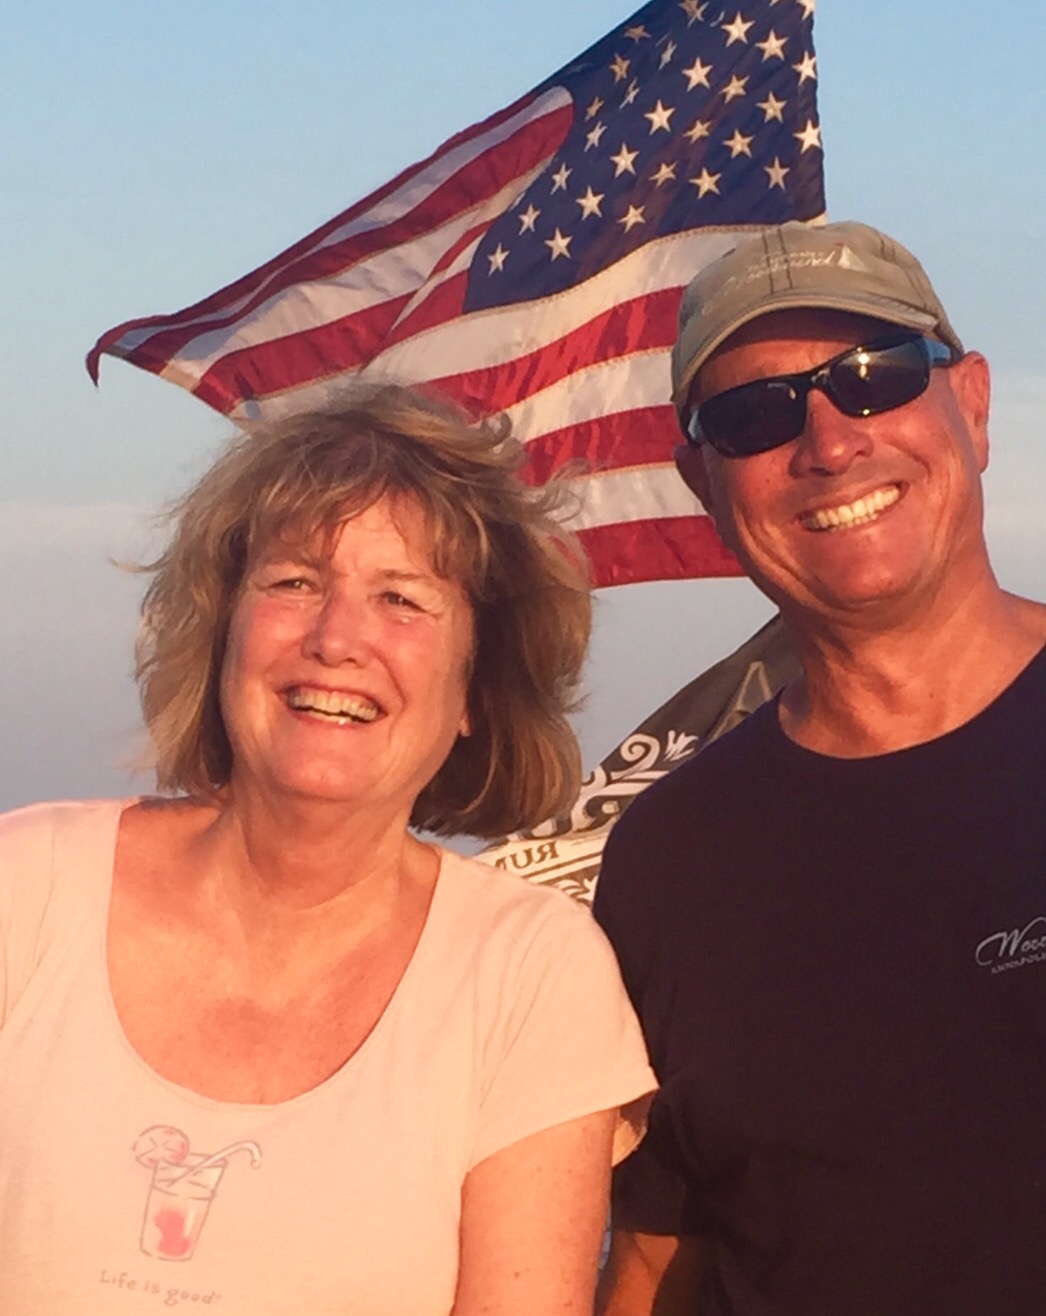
[[777, 585, 1046, 757]]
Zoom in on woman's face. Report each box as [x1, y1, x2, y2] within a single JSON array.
[[219, 495, 474, 819]]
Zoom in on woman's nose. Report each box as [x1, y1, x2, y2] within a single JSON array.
[[302, 590, 373, 666]]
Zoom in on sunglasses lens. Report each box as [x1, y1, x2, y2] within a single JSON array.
[[827, 339, 929, 417], [697, 380, 805, 457], [684, 335, 948, 458]]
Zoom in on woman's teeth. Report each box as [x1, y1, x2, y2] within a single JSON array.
[[286, 688, 380, 723]]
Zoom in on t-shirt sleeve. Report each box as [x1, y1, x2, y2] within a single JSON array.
[[469, 891, 657, 1170], [0, 804, 59, 1028], [594, 802, 713, 1237]]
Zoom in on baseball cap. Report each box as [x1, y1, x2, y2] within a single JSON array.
[[671, 220, 964, 414]]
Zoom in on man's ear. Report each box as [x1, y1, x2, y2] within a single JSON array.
[[674, 442, 715, 514], [948, 350, 991, 473]]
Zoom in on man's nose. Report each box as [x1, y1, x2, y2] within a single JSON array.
[[788, 386, 873, 477]]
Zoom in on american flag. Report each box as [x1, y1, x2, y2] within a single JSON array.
[[88, 0, 824, 588]]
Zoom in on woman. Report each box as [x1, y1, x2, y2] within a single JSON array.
[[0, 386, 655, 1314]]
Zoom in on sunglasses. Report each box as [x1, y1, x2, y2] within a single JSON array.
[[682, 332, 957, 458]]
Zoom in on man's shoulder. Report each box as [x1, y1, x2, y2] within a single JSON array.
[[614, 699, 779, 837]]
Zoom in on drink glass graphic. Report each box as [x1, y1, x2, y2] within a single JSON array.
[[140, 1154, 226, 1261]]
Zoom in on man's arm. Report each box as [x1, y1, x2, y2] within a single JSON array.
[[597, 1228, 708, 1314]]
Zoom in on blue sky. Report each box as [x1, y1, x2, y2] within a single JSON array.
[[2, 0, 1044, 809]]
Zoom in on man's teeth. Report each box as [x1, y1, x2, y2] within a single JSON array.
[[801, 485, 900, 532], [286, 688, 380, 723]]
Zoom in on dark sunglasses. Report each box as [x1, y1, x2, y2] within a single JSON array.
[[682, 332, 957, 458]]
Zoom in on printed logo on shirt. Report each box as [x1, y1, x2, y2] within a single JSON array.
[[974, 916, 1046, 974], [132, 1125, 262, 1262]]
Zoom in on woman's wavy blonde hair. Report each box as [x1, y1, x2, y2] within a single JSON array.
[[136, 383, 591, 839]]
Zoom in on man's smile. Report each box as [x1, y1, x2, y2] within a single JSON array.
[[798, 483, 902, 533]]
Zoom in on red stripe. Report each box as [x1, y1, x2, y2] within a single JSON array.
[[429, 287, 682, 418], [519, 405, 680, 483], [88, 102, 570, 381], [190, 294, 413, 413], [579, 517, 743, 589]]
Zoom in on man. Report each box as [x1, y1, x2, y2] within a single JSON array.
[[594, 221, 1046, 1314]]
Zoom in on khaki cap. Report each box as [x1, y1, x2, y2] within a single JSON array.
[[671, 220, 964, 415]]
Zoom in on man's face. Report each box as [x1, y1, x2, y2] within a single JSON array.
[[676, 308, 991, 627]]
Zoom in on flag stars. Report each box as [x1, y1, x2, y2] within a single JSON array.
[[721, 12, 755, 44], [757, 91, 786, 121], [619, 204, 646, 232], [724, 128, 754, 157], [684, 118, 711, 142], [544, 228, 572, 260], [585, 121, 607, 150], [679, 0, 708, 20], [721, 74, 748, 101], [609, 53, 630, 82], [644, 100, 675, 133], [794, 119, 821, 151], [610, 143, 639, 176], [550, 163, 571, 192], [690, 168, 721, 197], [659, 39, 678, 68], [682, 56, 712, 89], [798, 0, 815, 17], [621, 79, 640, 108], [756, 29, 787, 59], [765, 157, 790, 189], [585, 96, 604, 120], [575, 185, 604, 218], [518, 204, 540, 233], [487, 244, 509, 274], [793, 51, 817, 83], [624, 24, 650, 41], [650, 161, 677, 186]]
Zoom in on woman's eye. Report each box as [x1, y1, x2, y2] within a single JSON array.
[[383, 590, 420, 610]]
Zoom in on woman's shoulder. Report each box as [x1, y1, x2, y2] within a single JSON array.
[[437, 846, 593, 925], [0, 797, 130, 855], [432, 846, 613, 971]]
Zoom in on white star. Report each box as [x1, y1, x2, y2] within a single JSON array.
[[585, 96, 604, 120], [756, 29, 787, 60], [487, 244, 509, 274], [545, 228, 572, 260], [660, 39, 677, 68], [609, 53, 630, 83], [724, 128, 754, 157], [757, 91, 786, 122], [721, 74, 748, 102], [650, 161, 677, 186], [690, 168, 721, 197], [518, 204, 540, 234], [610, 143, 639, 176], [794, 119, 821, 152], [679, 0, 707, 21], [624, 24, 650, 41], [575, 185, 604, 218], [585, 121, 607, 151], [721, 12, 754, 44], [681, 56, 712, 89], [621, 79, 640, 108], [793, 51, 817, 83], [644, 100, 675, 133], [684, 118, 711, 142], [798, 0, 815, 16], [619, 204, 646, 232], [550, 163, 571, 192], [764, 157, 790, 189]]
